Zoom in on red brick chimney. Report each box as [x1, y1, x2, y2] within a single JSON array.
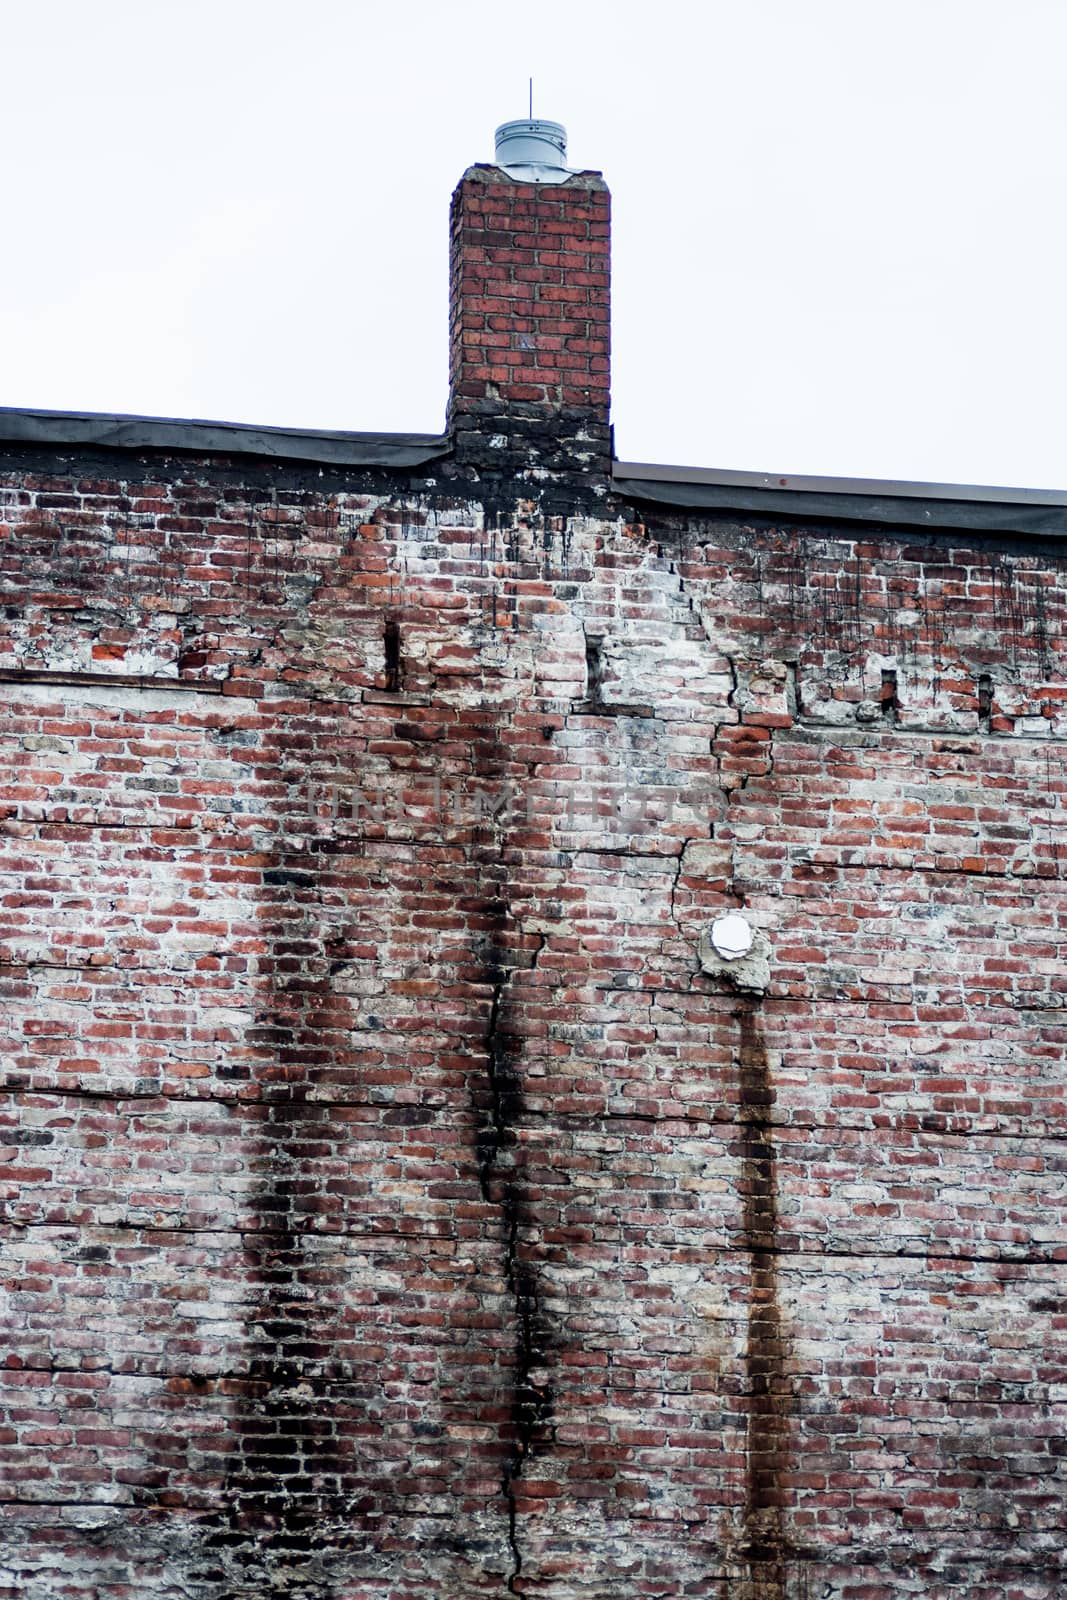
[[447, 120, 610, 467]]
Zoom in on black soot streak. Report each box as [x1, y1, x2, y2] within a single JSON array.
[[738, 1002, 790, 1600]]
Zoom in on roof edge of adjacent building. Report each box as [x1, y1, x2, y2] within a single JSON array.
[[0, 406, 451, 469], [613, 459, 1067, 538]]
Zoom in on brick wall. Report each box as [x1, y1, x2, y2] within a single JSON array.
[[0, 150, 1065, 1600], [1, 459, 1063, 1600]]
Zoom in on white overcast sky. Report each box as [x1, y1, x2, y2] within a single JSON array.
[[4, 0, 1066, 489]]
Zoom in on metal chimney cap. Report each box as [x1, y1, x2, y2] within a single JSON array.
[[494, 119, 571, 184]]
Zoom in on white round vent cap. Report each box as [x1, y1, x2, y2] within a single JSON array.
[[709, 912, 755, 962]]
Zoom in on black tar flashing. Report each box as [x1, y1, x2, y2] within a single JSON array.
[[0, 407, 450, 469]]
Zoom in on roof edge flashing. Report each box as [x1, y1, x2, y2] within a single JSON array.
[[613, 470, 1067, 539], [0, 406, 451, 469], [613, 459, 1067, 509]]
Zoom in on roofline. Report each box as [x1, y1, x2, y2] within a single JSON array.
[[613, 460, 1067, 507], [1, 408, 1064, 534], [613, 460, 1067, 538], [0, 407, 450, 469]]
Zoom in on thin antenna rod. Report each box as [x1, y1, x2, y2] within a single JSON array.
[[529, 77, 533, 119]]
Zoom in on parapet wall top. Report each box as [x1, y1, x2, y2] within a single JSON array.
[[494, 119, 573, 184]]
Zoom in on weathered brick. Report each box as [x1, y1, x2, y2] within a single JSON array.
[[0, 141, 1065, 1600]]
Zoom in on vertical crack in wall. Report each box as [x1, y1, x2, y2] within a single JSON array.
[[737, 1001, 789, 1600], [659, 533, 792, 1591], [478, 936, 554, 1595], [472, 689, 554, 1593]]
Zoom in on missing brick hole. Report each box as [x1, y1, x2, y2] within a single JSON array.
[[384, 618, 402, 693], [585, 634, 604, 703], [786, 661, 803, 718], [880, 669, 900, 722], [978, 674, 993, 728]]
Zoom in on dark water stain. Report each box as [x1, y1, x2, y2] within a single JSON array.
[[468, 703, 555, 1593], [737, 1002, 789, 1600], [476, 927, 555, 1596], [200, 838, 356, 1599]]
